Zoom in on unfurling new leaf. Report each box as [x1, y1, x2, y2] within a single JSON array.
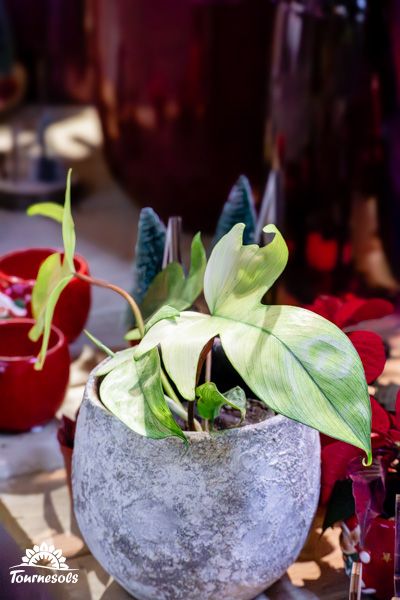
[[196, 382, 246, 423]]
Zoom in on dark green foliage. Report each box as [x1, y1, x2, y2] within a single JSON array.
[[322, 479, 355, 532], [127, 208, 166, 325], [212, 175, 256, 247]]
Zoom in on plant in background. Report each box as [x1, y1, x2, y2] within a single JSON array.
[[127, 207, 166, 319], [28, 171, 372, 463], [212, 175, 256, 247], [125, 175, 256, 332]]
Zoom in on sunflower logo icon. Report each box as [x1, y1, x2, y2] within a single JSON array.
[[11, 542, 72, 571]]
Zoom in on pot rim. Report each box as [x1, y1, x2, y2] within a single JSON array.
[[0, 317, 66, 362], [88, 357, 300, 442], [0, 247, 88, 285]]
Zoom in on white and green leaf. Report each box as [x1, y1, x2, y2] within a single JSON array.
[[96, 347, 137, 376], [136, 223, 372, 460], [196, 382, 246, 422], [100, 348, 186, 442]]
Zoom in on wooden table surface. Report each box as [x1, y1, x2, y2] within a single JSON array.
[[3, 343, 393, 599]]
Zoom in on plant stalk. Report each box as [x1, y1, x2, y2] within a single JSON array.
[[75, 272, 145, 337], [188, 400, 195, 432], [160, 369, 184, 409]]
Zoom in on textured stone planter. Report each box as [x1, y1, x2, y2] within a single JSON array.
[[72, 362, 321, 600]]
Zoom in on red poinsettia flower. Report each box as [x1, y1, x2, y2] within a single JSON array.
[[308, 294, 395, 505], [307, 294, 393, 330]]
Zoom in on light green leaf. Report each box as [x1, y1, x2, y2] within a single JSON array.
[[137, 224, 372, 460], [100, 348, 186, 442], [32, 275, 73, 370], [29, 252, 71, 342], [96, 347, 136, 376], [124, 328, 141, 342], [139, 232, 206, 321], [145, 305, 180, 333], [126, 305, 180, 341], [62, 169, 76, 271], [27, 202, 64, 223], [84, 330, 115, 357], [196, 382, 246, 422]]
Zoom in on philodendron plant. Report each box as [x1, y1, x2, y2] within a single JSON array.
[[29, 171, 372, 463]]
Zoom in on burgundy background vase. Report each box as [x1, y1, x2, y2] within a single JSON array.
[[0, 247, 91, 343], [91, 0, 274, 231], [0, 318, 70, 432]]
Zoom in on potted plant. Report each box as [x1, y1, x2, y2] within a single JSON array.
[[30, 171, 372, 600], [0, 201, 91, 342]]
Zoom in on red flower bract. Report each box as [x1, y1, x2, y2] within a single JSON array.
[[347, 331, 386, 384], [307, 294, 393, 329]]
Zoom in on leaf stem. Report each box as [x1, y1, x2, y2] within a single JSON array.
[[160, 369, 184, 409], [165, 397, 202, 432], [188, 400, 195, 431], [75, 272, 145, 336]]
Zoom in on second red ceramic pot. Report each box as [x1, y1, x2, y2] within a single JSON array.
[[0, 247, 91, 343], [0, 319, 70, 432]]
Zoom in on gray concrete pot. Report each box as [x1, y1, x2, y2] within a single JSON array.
[[72, 363, 321, 600]]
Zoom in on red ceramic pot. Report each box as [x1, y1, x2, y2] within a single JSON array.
[[0, 248, 91, 342], [0, 319, 70, 432], [341, 515, 395, 600]]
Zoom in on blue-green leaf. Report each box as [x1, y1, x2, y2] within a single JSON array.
[[212, 175, 256, 247], [126, 207, 166, 328], [196, 382, 246, 422], [100, 348, 186, 442], [130, 208, 166, 306]]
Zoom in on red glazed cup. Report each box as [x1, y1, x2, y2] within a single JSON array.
[[0, 247, 91, 342], [0, 319, 70, 432]]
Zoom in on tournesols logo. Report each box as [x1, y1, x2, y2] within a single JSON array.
[[9, 542, 79, 584]]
